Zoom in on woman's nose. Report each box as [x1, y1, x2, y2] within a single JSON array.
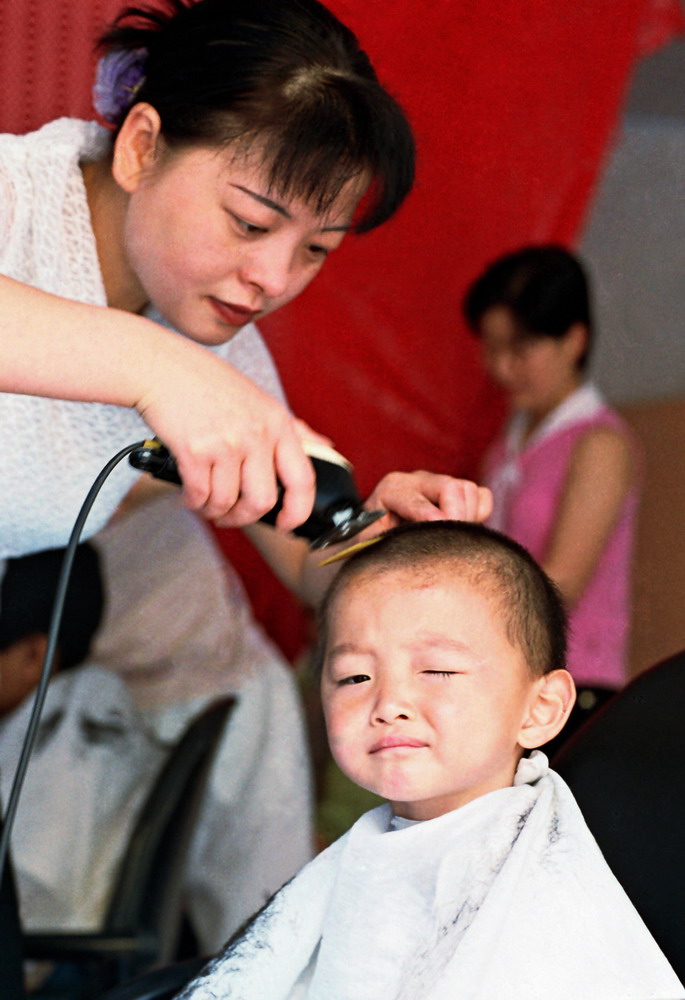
[[240, 242, 293, 300]]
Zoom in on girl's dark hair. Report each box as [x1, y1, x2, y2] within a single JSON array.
[[0, 544, 105, 671], [97, 0, 415, 232], [315, 520, 567, 680], [462, 244, 593, 370]]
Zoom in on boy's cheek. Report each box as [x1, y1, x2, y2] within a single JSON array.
[[324, 717, 347, 753], [324, 697, 371, 766], [326, 734, 357, 780], [325, 718, 360, 766]]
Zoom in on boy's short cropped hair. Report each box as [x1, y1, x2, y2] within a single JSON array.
[[316, 520, 567, 678], [0, 543, 104, 671]]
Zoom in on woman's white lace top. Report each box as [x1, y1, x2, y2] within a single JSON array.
[[0, 118, 285, 558]]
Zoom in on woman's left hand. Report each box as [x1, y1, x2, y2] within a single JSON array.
[[364, 471, 493, 529]]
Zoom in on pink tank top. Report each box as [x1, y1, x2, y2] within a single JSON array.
[[483, 398, 638, 688]]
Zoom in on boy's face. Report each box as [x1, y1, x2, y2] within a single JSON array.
[[321, 566, 540, 821]]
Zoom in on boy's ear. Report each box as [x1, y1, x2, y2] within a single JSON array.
[[112, 103, 164, 194], [517, 669, 576, 750]]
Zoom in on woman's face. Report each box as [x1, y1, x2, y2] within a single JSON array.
[[116, 119, 366, 345], [478, 305, 584, 418]]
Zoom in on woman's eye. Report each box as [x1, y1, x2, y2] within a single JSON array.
[[337, 674, 370, 686], [422, 670, 457, 678], [308, 243, 329, 259], [229, 213, 266, 236], [240, 220, 266, 235]]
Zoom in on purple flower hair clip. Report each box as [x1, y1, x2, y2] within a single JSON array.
[[93, 47, 148, 125]]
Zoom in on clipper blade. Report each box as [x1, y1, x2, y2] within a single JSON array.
[[317, 532, 385, 566], [310, 508, 385, 550]]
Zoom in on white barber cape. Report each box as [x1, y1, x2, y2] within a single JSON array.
[[0, 666, 165, 930], [177, 753, 683, 1000]]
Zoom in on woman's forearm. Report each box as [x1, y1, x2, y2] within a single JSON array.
[[0, 274, 317, 529], [0, 273, 175, 406]]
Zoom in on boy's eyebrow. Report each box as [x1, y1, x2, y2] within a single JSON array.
[[327, 642, 372, 660], [231, 184, 351, 232], [407, 634, 480, 659], [327, 636, 477, 660]]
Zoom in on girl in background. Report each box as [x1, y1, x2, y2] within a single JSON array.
[[464, 245, 639, 748]]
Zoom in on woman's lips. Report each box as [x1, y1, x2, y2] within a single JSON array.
[[370, 735, 427, 753], [209, 297, 259, 327]]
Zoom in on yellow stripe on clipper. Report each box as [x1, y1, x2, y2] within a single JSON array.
[[317, 534, 383, 567]]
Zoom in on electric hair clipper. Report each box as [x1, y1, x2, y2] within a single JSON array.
[[129, 438, 384, 549]]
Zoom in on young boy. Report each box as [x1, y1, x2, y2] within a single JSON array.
[[0, 543, 166, 937], [177, 521, 683, 1000]]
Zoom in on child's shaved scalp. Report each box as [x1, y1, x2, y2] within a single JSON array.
[[316, 520, 567, 678]]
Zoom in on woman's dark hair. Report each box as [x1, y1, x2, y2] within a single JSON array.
[[97, 0, 415, 231], [314, 520, 567, 680], [0, 544, 105, 671], [462, 244, 593, 369]]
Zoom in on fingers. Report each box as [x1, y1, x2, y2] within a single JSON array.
[[364, 472, 493, 526], [180, 431, 315, 531], [195, 449, 278, 528], [211, 434, 316, 531], [435, 478, 493, 523], [476, 485, 494, 523], [173, 447, 222, 513], [273, 432, 316, 531]]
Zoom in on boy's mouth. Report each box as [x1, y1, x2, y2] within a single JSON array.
[[370, 735, 427, 753]]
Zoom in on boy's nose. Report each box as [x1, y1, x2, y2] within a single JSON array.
[[372, 686, 416, 724]]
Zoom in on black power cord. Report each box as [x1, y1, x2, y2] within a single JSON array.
[[0, 441, 147, 882]]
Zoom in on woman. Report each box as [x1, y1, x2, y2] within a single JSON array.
[[0, 0, 490, 566], [463, 245, 639, 744]]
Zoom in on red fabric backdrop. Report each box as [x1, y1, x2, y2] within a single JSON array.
[[1, 0, 683, 659]]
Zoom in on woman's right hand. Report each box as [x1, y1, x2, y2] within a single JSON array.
[[135, 340, 317, 530], [0, 276, 317, 531]]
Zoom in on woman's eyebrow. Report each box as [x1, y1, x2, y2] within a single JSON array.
[[232, 184, 290, 217], [231, 184, 351, 232]]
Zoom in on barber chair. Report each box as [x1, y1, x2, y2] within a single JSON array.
[[12, 695, 235, 999], [553, 650, 685, 983]]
